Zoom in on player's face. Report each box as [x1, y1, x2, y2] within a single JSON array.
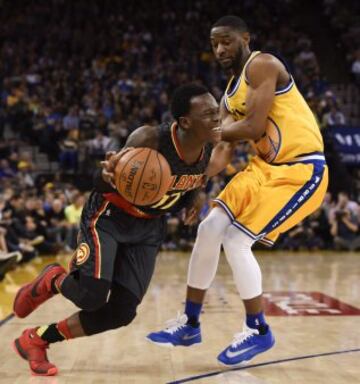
[[187, 93, 220, 141], [210, 26, 250, 71]]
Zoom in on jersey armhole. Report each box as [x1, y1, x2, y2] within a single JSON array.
[[244, 51, 294, 94], [223, 96, 231, 112]]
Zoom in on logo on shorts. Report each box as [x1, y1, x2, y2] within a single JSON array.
[[75, 243, 90, 265]]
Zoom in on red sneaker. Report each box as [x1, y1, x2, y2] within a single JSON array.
[[13, 328, 58, 376], [13, 263, 66, 318]]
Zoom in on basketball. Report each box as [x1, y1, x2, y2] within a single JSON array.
[[114, 147, 173, 206]]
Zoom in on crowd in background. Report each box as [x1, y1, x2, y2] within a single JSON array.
[[322, 0, 360, 85], [0, 0, 359, 278]]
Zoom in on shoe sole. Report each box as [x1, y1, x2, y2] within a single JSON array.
[[12, 339, 58, 376], [146, 337, 202, 348], [217, 359, 250, 367], [13, 263, 62, 318]]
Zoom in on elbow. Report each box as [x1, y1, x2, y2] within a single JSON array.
[[244, 118, 266, 141], [248, 125, 265, 141]]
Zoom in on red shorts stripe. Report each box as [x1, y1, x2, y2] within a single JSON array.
[[90, 201, 109, 279]]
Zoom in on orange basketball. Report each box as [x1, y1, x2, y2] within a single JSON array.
[[114, 147, 173, 206]]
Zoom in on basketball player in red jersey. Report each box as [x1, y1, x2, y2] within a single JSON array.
[[12, 83, 233, 376]]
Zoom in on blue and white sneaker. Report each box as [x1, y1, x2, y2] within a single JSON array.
[[217, 324, 275, 366], [146, 313, 202, 347]]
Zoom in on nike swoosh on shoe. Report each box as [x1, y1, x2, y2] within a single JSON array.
[[225, 345, 256, 359], [182, 333, 200, 341]]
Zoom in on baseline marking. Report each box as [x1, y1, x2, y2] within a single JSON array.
[[167, 348, 360, 384]]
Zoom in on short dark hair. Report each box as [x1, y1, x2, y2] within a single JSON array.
[[212, 15, 248, 33], [171, 83, 209, 121]]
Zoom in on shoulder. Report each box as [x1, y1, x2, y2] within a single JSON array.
[[250, 53, 282, 69], [125, 125, 159, 150], [246, 53, 282, 83]]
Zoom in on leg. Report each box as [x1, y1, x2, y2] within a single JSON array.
[[217, 225, 275, 365], [147, 207, 231, 346], [13, 196, 117, 317], [13, 284, 139, 376], [185, 207, 231, 323], [222, 226, 264, 322]]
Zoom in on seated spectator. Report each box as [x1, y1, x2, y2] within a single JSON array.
[[322, 106, 346, 127], [0, 159, 17, 179], [329, 191, 360, 250], [64, 192, 85, 249], [330, 209, 360, 251], [86, 129, 112, 160], [59, 130, 79, 172], [45, 199, 73, 253]]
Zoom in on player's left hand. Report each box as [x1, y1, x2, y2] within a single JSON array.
[[183, 191, 207, 226]]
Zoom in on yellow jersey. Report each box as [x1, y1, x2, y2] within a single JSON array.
[[224, 51, 324, 164]]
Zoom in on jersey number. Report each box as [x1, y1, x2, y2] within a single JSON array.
[[150, 192, 183, 210]]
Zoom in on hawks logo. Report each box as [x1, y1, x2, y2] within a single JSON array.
[[75, 243, 90, 265]]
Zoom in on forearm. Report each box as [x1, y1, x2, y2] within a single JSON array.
[[221, 119, 263, 142], [206, 142, 236, 177]]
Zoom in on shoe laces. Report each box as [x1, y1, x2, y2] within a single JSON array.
[[231, 325, 259, 348], [164, 312, 188, 334]]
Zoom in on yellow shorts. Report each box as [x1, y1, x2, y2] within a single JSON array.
[[214, 155, 328, 246]]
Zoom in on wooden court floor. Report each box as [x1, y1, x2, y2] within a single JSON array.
[[0, 251, 359, 384]]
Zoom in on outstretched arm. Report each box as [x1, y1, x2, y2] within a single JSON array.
[[205, 98, 237, 177]]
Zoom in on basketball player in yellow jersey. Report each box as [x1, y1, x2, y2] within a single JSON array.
[[147, 15, 328, 366]]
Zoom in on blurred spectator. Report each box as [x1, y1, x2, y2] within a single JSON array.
[[351, 49, 360, 85], [329, 191, 360, 250], [64, 192, 85, 249], [322, 106, 346, 126]]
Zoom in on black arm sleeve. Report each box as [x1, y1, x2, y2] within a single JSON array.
[[93, 169, 117, 193]]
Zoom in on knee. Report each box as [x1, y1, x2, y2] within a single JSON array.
[[224, 225, 255, 246], [197, 213, 224, 240], [110, 306, 137, 328], [223, 225, 254, 258], [77, 277, 111, 311], [106, 288, 139, 329]]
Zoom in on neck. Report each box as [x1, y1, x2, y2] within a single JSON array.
[[233, 48, 252, 77], [177, 127, 203, 151], [176, 126, 204, 163]]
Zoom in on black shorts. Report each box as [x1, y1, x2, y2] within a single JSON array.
[[69, 192, 167, 301]]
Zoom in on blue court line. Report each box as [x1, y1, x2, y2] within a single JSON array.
[[0, 313, 14, 327], [167, 348, 360, 384]]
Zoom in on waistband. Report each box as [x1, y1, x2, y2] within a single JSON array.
[[102, 193, 158, 219], [272, 152, 326, 166]]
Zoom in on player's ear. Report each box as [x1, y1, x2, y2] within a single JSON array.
[[241, 32, 250, 46], [178, 116, 190, 131]]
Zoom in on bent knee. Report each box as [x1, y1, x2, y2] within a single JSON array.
[[112, 307, 137, 328], [77, 278, 111, 311]]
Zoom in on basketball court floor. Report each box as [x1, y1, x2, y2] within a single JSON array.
[[0, 251, 359, 383]]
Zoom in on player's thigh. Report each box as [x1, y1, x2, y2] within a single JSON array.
[[214, 160, 264, 219], [269, 165, 328, 235], [239, 163, 327, 237], [113, 242, 161, 302], [70, 225, 118, 282]]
